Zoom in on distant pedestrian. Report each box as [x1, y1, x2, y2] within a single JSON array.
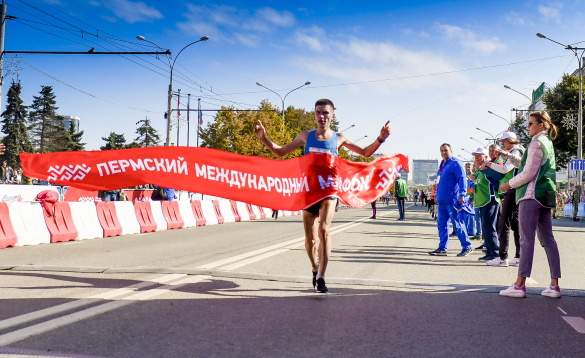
[[395, 173, 407, 220], [572, 185, 582, 221], [499, 111, 561, 298]]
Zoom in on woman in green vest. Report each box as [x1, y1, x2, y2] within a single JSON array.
[[499, 111, 561, 298]]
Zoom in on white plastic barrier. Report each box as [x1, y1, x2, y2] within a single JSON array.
[[68, 202, 103, 240], [218, 200, 236, 223], [178, 200, 197, 228], [200, 200, 219, 225], [149, 201, 167, 231], [113, 201, 140, 235], [8, 202, 51, 246], [251, 205, 264, 219], [261, 207, 273, 218], [235, 201, 251, 221]]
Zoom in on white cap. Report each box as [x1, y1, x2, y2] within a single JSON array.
[[499, 131, 517, 141], [472, 147, 487, 155]]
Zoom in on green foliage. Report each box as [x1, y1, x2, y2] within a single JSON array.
[[100, 132, 128, 150], [1, 81, 34, 169], [200, 100, 349, 159], [28, 86, 69, 153], [541, 74, 582, 169], [135, 117, 161, 147]]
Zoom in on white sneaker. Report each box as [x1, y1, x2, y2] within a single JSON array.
[[487, 257, 509, 267], [541, 286, 562, 298], [499, 284, 526, 298], [509, 258, 520, 267]]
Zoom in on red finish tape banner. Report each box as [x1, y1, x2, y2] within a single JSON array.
[[20, 147, 408, 211]]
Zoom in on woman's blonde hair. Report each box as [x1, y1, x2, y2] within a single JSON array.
[[530, 110, 558, 140]]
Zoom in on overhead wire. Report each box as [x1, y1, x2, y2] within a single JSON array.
[[11, 0, 244, 108]]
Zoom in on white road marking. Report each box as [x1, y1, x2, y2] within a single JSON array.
[[557, 307, 568, 315], [562, 316, 585, 334], [0, 212, 384, 345], [0, 274, 187, 332], [199, 216, 373, 270], [0, 275, 209, 346]]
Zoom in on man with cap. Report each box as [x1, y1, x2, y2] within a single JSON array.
[[395, 173, 408, 220], [483, 132, 524, 266], [474, 147, 501, 261], [429, 143, 474, 256]]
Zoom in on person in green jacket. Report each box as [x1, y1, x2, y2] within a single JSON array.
[[395, 173, 408, 220], [499, 111, 562, 298]]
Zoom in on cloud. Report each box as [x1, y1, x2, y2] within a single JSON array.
[[102, 0, 163, 23], [503, 11, 528, 26], [295, 26, 329, 52], [178, 5, 295, 47], [437, 23, 506, 55], [291, 35, 466, 94], [538, 4, 563, 22]]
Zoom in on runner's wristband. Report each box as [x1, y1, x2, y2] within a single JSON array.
[[377, 137, 385, 143]]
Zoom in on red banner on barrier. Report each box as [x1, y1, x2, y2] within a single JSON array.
[[20, 147, 408, 211]]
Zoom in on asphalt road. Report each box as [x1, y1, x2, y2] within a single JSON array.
[[1, 202, 584, 357]]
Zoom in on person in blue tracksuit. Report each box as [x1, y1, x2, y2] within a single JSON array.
[[429, 143, 473, 257]]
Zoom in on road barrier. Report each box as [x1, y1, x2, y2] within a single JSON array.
[[218, 200, 236, 223], [96, 202, 123, 237], [68, 202, 103, 240], [8, 202, 51, 246], [200, 200, 219, 225], [0, 198, 301, 250], [161, 201, 184, 230], [178, 200, 197, 228], [190, 201, 206, 226], [235, 201, 251, 222], [114, 202, 141, 235], [149, 201, 168, 231], [0, 202, 17, 248], [134, 201, 157, 233]]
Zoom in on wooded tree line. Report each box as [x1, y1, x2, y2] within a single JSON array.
[[0, 81, 161, 169]]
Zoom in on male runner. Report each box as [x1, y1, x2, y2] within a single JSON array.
[[254, 98, 391, 293]]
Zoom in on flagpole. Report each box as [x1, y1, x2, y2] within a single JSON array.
[[187, 94, 191, 147], [197, 98, 201, 147]]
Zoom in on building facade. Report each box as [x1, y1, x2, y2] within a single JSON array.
[[412, 159, 439, 185]]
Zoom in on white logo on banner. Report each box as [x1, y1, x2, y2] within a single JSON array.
[[47, 164, 91, 181]]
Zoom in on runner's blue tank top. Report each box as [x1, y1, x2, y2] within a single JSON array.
[[304, 130, 338, 156]]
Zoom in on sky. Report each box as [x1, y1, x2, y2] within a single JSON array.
[[3, 0, 585, 163]]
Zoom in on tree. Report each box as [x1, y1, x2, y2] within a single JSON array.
[[28, 86, 68, 153], [100, 132, 128, 150], [541, 74, 582, 169], [0, 81, 33, 168], [134, 117, 161, 147], [200, 100, 341, 159]]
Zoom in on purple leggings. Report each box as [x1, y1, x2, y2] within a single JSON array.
[[518, 199, 561, 278]]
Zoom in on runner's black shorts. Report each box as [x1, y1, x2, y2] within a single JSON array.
[[304, 197, 338, 215]]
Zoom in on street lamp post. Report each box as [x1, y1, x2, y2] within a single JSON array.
[[488, 110, 511, 128], [355, 135, 368, 142], [470, 136, 486, 148], [461, 148, 474, 155], [256, 81, 311, 122], [137, 35, 210, 146], [341, 124, 355, 132], [537, 33, 584, 186]]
